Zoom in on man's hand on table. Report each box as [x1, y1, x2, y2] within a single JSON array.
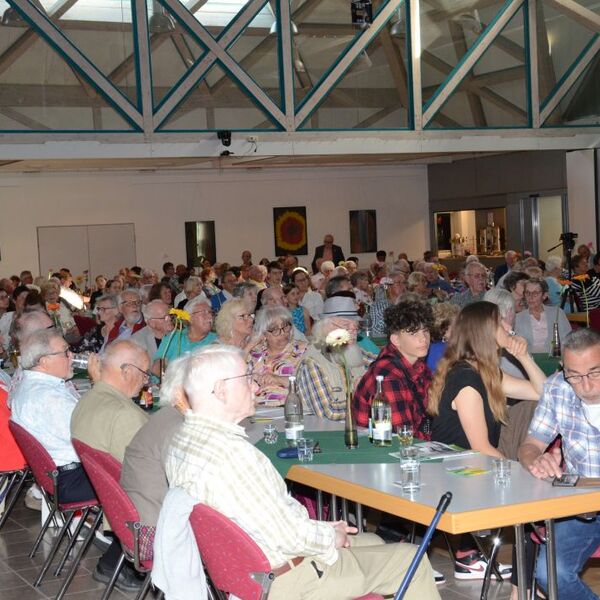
[[528, 447, 563, 480], [332, 520, 358, 548]]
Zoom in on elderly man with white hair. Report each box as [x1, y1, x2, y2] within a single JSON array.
[[105, 289, 145, 345], [450, 261, 488, 308], [296, 296, 373, 420], [131, 300, 174, 358], [165, 345, 440, 600]]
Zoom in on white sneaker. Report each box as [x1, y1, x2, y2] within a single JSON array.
[[433, 569, 446, 585], [454, 550, 511, 580]]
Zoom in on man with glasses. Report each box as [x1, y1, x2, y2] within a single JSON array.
[[105, 289, 146, 346], [132, 300, 174, 358], [450, 261, 488, 308], [519, 328, 600, 599]]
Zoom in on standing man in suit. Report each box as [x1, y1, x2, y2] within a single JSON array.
[[311, 234, 345, 274]]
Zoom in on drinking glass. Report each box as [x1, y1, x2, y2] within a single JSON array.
[[399, 446, 420, 492], [493, 458, 511, 487], [263, 423, 279, 445], [297, 438, 315, 462], [397, 425, 414, 448]]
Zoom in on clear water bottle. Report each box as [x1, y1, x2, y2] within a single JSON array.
[[371, 375, 392, 447], [284, 376, 304, 447]]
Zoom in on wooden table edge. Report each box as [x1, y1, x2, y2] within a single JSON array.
[[287, 465, 600, 534]]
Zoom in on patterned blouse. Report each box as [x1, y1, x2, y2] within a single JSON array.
[[247, 340, 308, 405]]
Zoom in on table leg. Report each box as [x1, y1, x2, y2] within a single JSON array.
[[514, 523, 527, 600], [316, 490, 323, 521], [331, 494, 338, 521], [544, 519, 558, 600], [356, 503, 363, 533], [342, 498, 349, 522]]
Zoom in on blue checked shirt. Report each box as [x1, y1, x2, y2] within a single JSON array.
[[528, 372, 600, 477]]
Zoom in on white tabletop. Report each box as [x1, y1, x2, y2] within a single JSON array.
[[287, 455, 600, 534]]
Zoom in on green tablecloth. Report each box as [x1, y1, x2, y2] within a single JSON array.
[[255, 430, 400, 478], [532, 353, 561, 377]]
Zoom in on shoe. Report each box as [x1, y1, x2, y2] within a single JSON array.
[[454, 550, 512, 580], [93, 563, 143, 593], [433, 569, 446, 585], [24, 487, 42, 511]]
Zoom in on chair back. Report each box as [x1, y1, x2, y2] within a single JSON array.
[[589, 307, 600, 334], [72, 438, 122, 481], [189, 503, 273, 600], [8, 420, 56, 496], [72, 439, 137, 557]]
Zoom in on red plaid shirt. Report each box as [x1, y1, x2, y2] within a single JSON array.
[[353, 342, 432, 440]]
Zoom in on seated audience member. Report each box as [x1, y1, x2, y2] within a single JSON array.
[[148, 282, 174, 307], [200, 267, 220, 297], [423, 263, 454, 298], [311, 260, 335, 292], [502, 271, 530, 314], [259, 286, 307, 342], [211, 270, 238, 313], [297, 297, 372, 420], [74, 294, 120, 353], [283, 284, 311, 335], [174, 276, 205, 310], [40, 279, 80, 342], [266, 261, 284, 288], [20, 270, 33, 286], [248, 265, 267, 290], [232, 281, 259, 313], [215, 298, 254, 349], [324, 274, 353, 298], [0, 285, 29, 355], [519, 329, 600, 599], [89, 275, 107, 309], [450, 261, 488, 308], [351, 271, 373, 306], [544, 255, 565, 306], [105, 289, 145, 345], [406, 272, 430, 299], [494, 250, 518, 285], [106, 278, 123, 296], [370, 272, 407, 337], [570, 253, 600, 310], [426, 302, 460, 372], [120, 355, 190, 562], [247, 307, 307, 406], [354, 296, 434, 438], [131, 300, 174, 358], [514, 278, 571, 354], [291, 267, 323, 322], [165, 345, 440, 600], [155, 296, 216, 363]]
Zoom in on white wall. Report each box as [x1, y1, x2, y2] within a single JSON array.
[[0, 165, 429, 277], [566, 150, 596, 248]]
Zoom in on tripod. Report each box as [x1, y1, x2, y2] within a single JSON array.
[[548, 233, 579, 312]]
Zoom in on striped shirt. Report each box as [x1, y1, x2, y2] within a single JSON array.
[[166, 412, 337, 567], [528, 372, 600, 477]]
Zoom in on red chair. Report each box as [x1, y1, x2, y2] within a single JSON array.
[[190, 503, 383, 600], [8, 421, 102, 599], [72, 438, 157, 600]]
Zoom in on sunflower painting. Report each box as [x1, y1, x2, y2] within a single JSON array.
[[273, 207, 308, 255]]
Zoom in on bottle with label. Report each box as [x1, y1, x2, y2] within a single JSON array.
[[371, 375, 392, 447], [284, 376, 304, 447], [138, 384, 155, 411], [551, 322, 561, 358]]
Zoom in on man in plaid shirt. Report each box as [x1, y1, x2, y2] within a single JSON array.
[[519, 328, 600, 600], [353, 295, 434, 439]]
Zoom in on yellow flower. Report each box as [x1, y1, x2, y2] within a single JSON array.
[[326, 328, 351, 348], [169, 308, 190, 321], [573, 274, 590, 282]]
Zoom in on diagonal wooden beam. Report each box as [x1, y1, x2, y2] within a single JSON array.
[[545, 0, 600, 33], [380, 28, 409, 107], [0, 106, 50, 129]]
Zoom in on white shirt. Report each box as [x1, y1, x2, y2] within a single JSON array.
[[530, 310, 549, 353], [10, 370, 80, 466]]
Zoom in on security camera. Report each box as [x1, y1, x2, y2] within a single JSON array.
[[217, 130, 232, 147]]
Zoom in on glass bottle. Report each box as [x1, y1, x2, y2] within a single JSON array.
[[284, 376, 304, 447], [371, 375, 392, 447], [551, 322, 561, 358]]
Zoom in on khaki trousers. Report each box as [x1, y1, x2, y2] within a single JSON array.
[[268, 533, 441, 600]]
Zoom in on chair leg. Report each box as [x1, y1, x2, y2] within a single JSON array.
[[0, 472, 25, 529], [34, 510, 75, 587], [480, 537, 501, 600], [100, 551, 126, 600], [472, 531, 504, 581], [29, 505, 57, 558], [134, 572, 153, 600], [54, 507, 91, 576], [54, 509, 103, 600], [0, 470, 29, 528]]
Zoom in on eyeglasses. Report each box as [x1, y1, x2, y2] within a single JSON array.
[[525, 290, 543, 296], [212, 369, 254, 393], [192, 309, 214, 318], [236, 313, 254, 320], [97, 306, 117, 312], [469, 273, 487, 279], [121, 300, 142, 308], [41, 347, 71, 360], [120, 363, 151, 381], [266, 323, 292, 336], [564, 370, 600, 385]]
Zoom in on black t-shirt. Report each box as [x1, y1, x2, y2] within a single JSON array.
[[431, 361, 501, 449]]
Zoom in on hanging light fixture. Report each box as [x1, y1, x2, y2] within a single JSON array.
[[1, 7, 25, 27], [389, 8, 405, 38], [149, 1, 176, 33], [269, 19, 299, 35]]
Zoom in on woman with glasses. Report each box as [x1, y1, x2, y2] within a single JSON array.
[[73, 294, 120, 353], [247, 306, 307, 406], [214, 299, 255, 350], [291, 267, 323, 323], [514, 278, 571, 354]]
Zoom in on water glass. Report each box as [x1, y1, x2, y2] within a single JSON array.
[[397, 425, 414, 448], [493, 458, 511, 487], [71, 352, 90, 371], [400, 446, 420, 492], [263, 423, 279, 445], [297, 438, 315, 463]]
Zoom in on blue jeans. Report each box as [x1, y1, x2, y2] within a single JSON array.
[[536, 516, 600, 600]]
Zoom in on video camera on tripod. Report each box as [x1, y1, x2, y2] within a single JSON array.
[[559, 232, 578, 252]]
